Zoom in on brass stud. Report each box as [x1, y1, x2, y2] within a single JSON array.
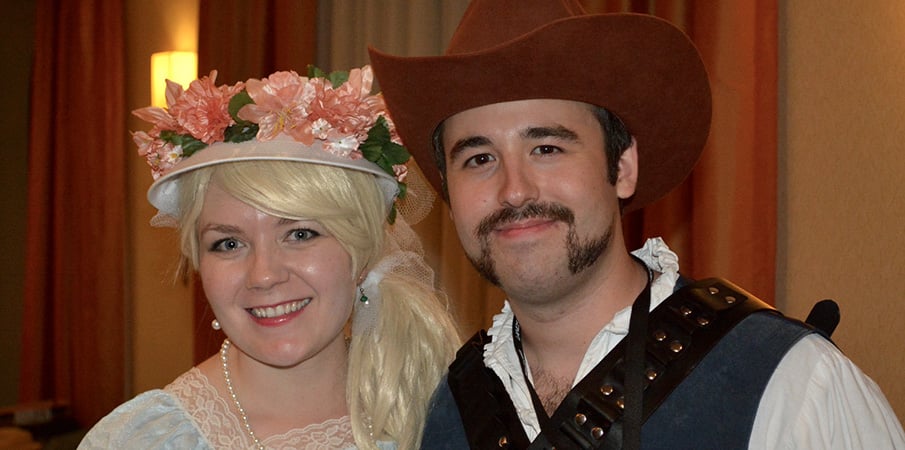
[[600, 384, 614, 396], [708, 286, 719, 295], [653, 330, 667, 341], [680, 306, 693, 316], [696, 316, 710, 326], [591, 427, 605, 439], [646, 369, 658, 381], [669, 340, 684, 353], [724, 295, 736, 304], [575, 413, 587, 425], [616, 396, 625, 409], [498, 436, 509, 447]]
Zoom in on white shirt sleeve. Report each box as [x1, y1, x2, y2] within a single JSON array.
[[749, 334, 905, 449]]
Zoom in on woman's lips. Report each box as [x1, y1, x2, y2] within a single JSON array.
[[247, 298, 311, 324]]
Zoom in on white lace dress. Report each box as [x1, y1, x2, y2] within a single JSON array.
[[79, 368, 396, 450]]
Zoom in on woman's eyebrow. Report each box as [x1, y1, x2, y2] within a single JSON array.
[[199, 223, 242, 235]]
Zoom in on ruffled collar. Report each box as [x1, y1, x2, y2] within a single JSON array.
[[481, 237, 680, 440]]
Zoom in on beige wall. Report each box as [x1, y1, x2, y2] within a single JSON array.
[[778, 1, 905, 422]]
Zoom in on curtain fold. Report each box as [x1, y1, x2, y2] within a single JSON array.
[[198, 0, 318, 85], [319, 0, 503, 337], [19, 0, 127, 427], [589, 0, 779, 302], [14, 0, 774, 430], [323, 0, 778, 335], [187, 0, 778, 347], [193, 0, 319, 363]]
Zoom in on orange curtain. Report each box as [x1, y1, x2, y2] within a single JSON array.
[[198, 0, 318, 84], [585, 0, 779, 302], [192, 0, 319, 363], [19, 0, 127, 427]]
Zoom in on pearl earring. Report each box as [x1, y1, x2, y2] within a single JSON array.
[[211, 319, 221, 330]]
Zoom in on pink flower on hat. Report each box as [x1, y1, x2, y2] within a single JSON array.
[[132, 131, 182, 180], [238, 70, 320, 142], [168, 71, 244, 144], [133, 65, 412, 198], [133, 65, 415, 223], [392, 164, 408, 182], [312, 66, 383, 157]]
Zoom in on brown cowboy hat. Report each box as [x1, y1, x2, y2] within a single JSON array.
[[368, 0, 711, 212]]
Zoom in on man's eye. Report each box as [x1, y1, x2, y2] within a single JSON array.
[[533, 145, 562, 155], [464, 153, 495, 168], [211, 238, 241, 252], [289, 228, 320, 241]]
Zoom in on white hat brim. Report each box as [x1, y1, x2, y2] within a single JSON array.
[[147, 137, 398, 219]]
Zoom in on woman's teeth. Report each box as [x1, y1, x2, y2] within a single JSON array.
[[250, 299, 311, 318]]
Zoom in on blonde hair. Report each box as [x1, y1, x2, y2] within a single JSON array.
[[176, 160, 459, 449]]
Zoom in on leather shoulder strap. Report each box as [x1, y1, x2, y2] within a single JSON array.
[[642, 310, 813, 449], [545, 278, 812, 449], [446, 330, 532, 449], [445, 278, 817, 449]]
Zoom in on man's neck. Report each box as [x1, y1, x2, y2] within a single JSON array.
[[511, 250, 649, 387]]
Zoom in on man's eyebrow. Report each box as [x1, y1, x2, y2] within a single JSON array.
[[521, 125, 580, 142], [448, 135, 492, 162]]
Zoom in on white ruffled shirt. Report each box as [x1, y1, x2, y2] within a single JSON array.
[[483, 237, 905, 449]]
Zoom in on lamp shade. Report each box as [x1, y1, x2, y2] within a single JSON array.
[[150, 51, 198, 107]]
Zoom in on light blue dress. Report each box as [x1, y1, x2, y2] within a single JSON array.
[[79, 368, 396, 450]]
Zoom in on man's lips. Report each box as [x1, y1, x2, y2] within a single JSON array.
[[494, 218, 558, 237], [247, 298, 311, 319], [477, 203, 574, 240]]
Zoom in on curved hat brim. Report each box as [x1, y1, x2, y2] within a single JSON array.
[[370, 13, 711, 211], [147, 138, 398, 219]]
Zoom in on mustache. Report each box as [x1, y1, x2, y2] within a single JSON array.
[[476, 202, 575, 238]]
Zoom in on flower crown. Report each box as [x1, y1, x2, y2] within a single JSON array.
[[132, 65, 411, 222]]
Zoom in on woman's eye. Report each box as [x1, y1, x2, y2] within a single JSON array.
[[289, 228, 321, 241], [210, 238, 241, 252], [464, 153, 495, 168]]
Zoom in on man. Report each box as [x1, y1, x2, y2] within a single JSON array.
[[370, 1, 905, 448]]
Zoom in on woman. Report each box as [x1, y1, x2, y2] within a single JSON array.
[[79, 66, 460, 449]]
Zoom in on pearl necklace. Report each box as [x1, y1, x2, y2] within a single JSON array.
[[220, 338, 376, 447], [220, 339, 265, 450]]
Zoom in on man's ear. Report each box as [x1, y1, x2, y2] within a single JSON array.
[[615, 138, 639, 200]]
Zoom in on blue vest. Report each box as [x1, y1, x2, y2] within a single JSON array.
[[420, 282, 821, 449]]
